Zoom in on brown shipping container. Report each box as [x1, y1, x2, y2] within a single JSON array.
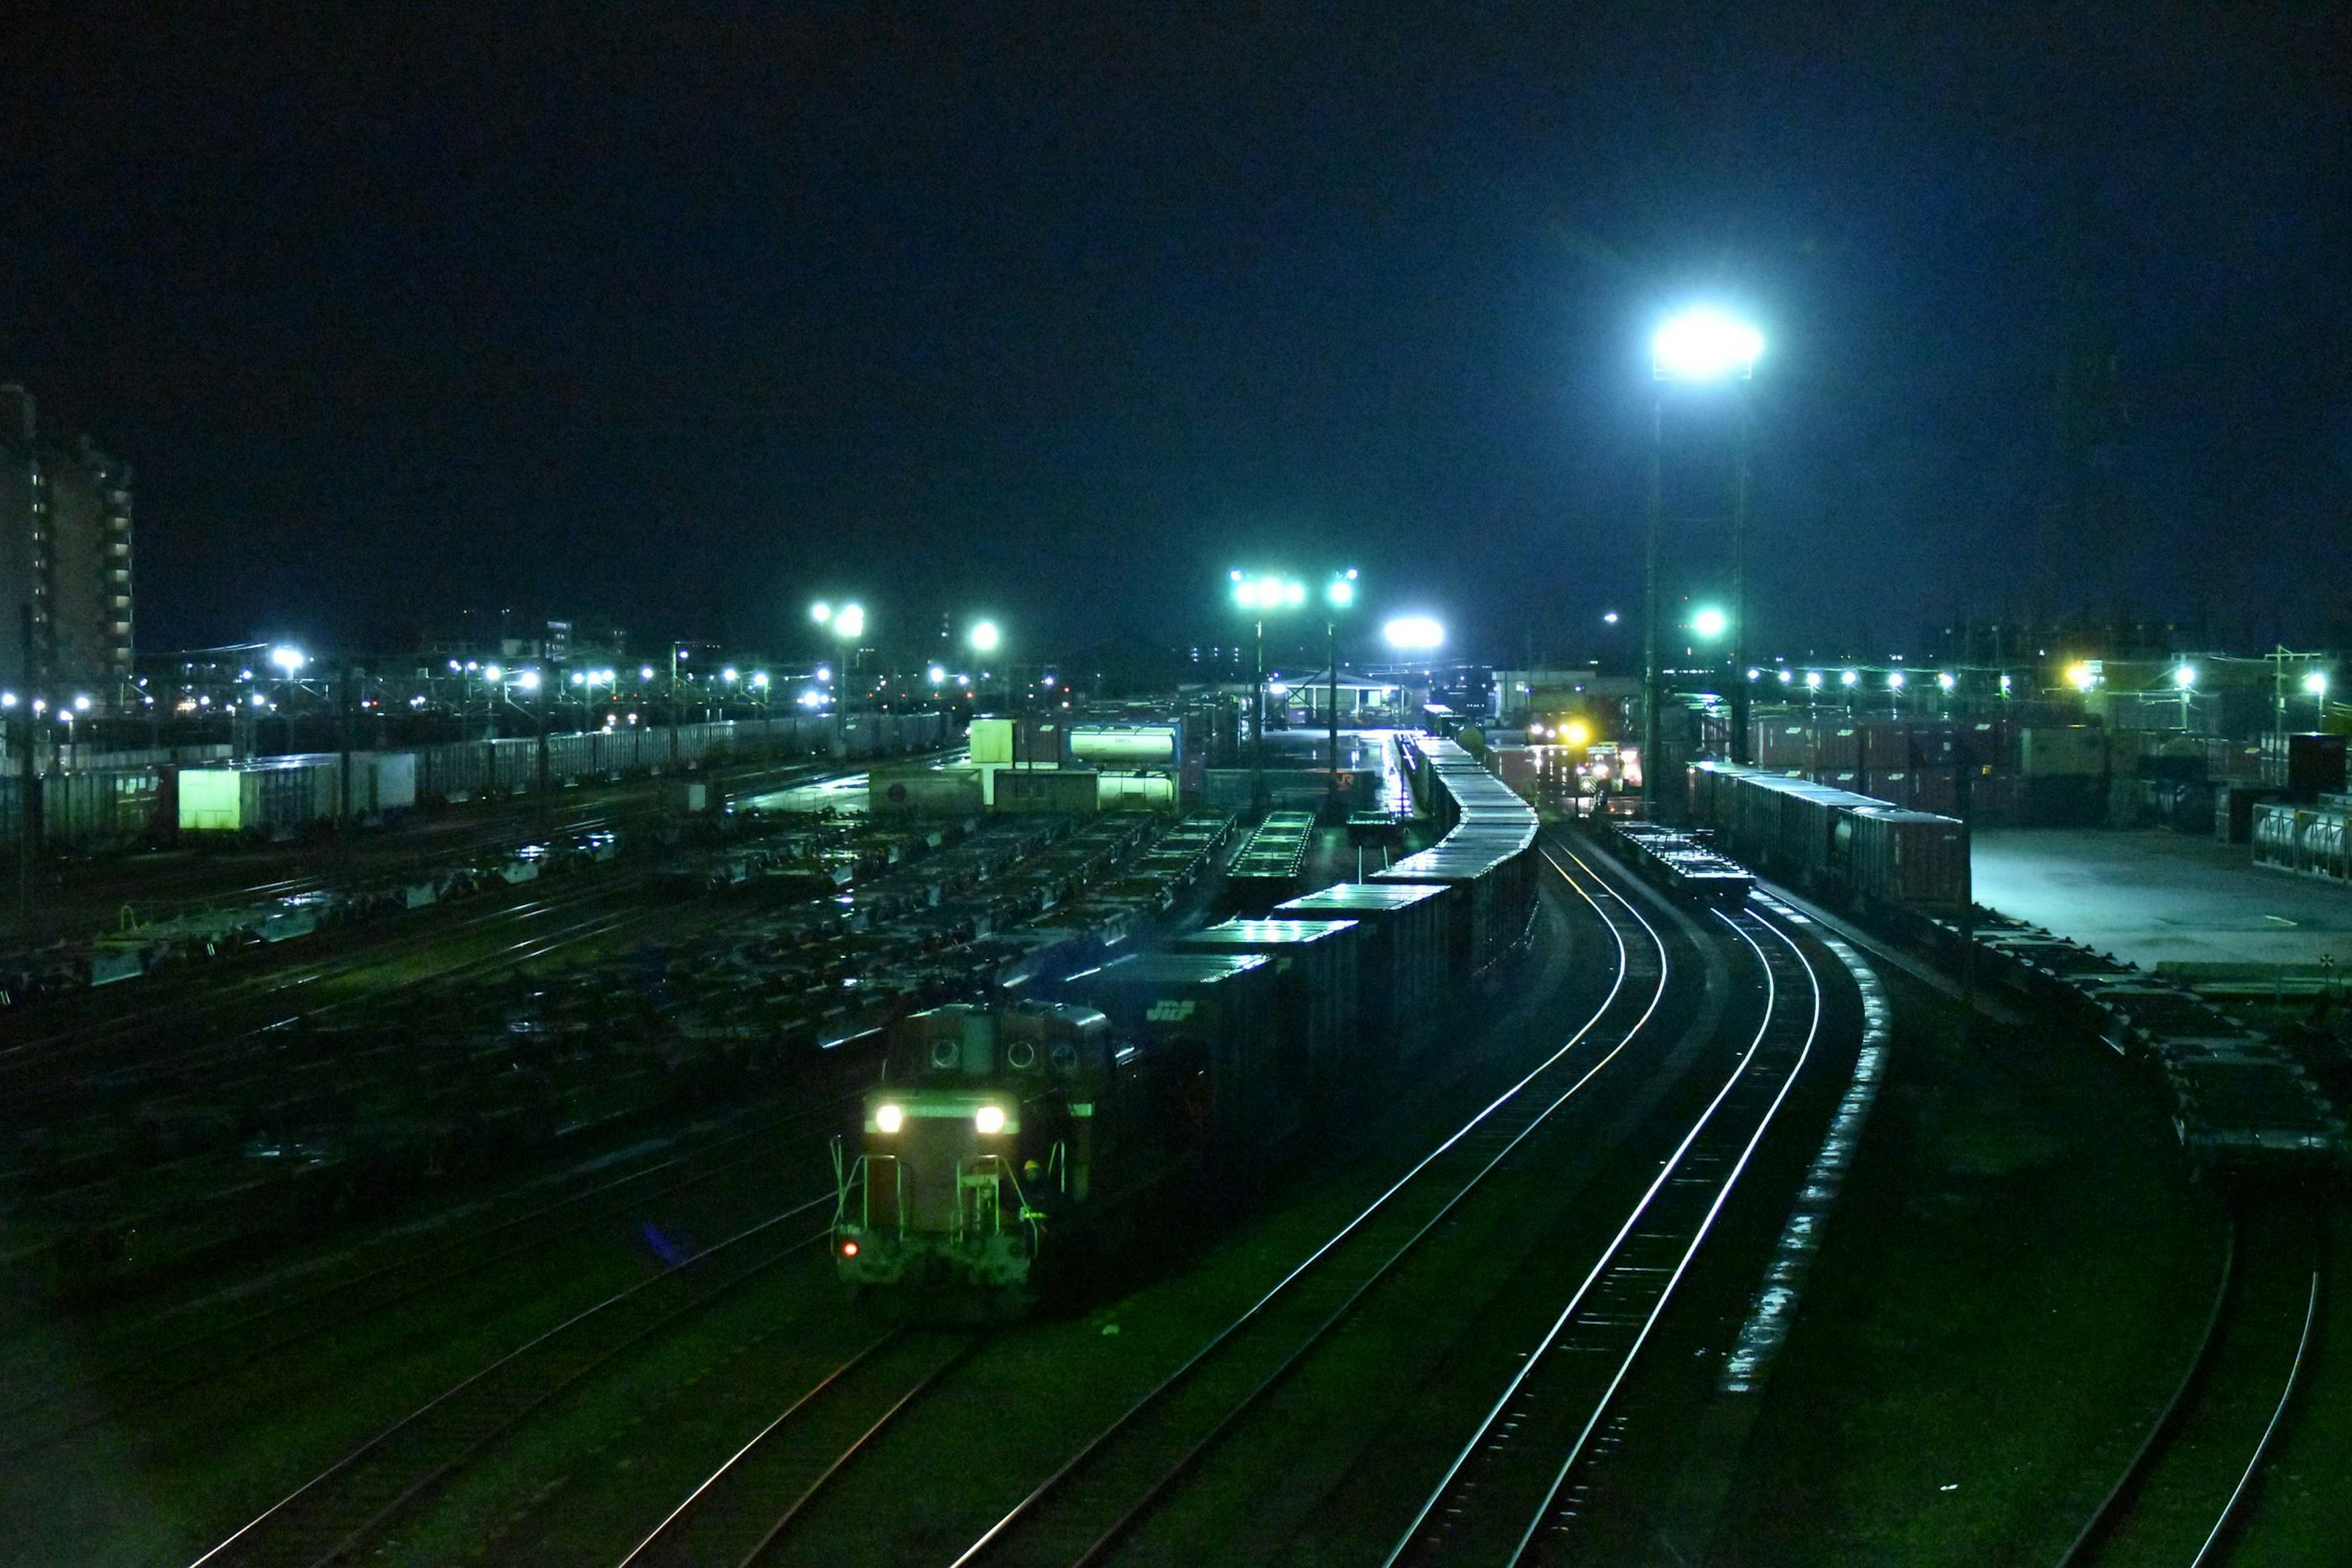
[[1814, 722, 1863, 770], [2019, 726, 2107, 778], [1863, 722, 1912, 774], [1840, 808, 1969, 909]]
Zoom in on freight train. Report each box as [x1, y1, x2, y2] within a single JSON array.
[[1689, 760, 2342, 1173], [831, 733, 1539, 1309]]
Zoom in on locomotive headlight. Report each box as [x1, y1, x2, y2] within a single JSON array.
[[974, 1104, 1006, 1135], [873, 1103, 904, 1134]]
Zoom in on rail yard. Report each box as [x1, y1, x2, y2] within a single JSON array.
[[0, 722, 2342, 1568]]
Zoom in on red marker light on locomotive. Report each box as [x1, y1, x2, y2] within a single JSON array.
[[840, 1240, 859, 1258]]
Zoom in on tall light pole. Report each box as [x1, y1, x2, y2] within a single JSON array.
[[968, 619, 1002, 711], [1646, 307, 1764, 809], [1325, 570, 1357, 815], [1232, 571, 1306, 810]]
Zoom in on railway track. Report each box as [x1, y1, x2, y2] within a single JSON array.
[[182, 1195, 841, 1568], [614, 1330, 978, 1568], [0, 1082, 870, 1456], [0, 864, 649, 1100], [1380, 898, 1825, 1568], [947, 839, 1673, 1568], [2060, 1201, 2327, 1568]]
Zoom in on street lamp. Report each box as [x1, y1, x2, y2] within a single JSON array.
[[2305, 668, 2331, 725], [1646, 305, 1764, 797]]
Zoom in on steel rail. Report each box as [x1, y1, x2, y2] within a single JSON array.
[[2189, 1267, 2322, 1568], [183, 1196, 836, 1568], [951, 837, 1672, 1568], [2054, 1216, 2240, 1568], [733, 1337, 983, 1567], [1380, 901, 1821, 1568], [0, 1085, 870, 1452], [612, 1332, 903, 1568]]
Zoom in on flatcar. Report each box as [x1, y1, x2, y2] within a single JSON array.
[[1613, 821, 1752, 909]]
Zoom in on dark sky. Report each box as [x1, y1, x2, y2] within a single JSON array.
[[6, 4, 2348, 662]]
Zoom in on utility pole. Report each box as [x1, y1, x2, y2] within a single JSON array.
[[668, 643, 682, 770], [1326, 614, 1340, 818], [1641, 399, 1663, 818], [17, 606, 35, 929], [1730, 392, 1753, 766], [1251, 614, 1267, 812], [337, 658, 356, 827]]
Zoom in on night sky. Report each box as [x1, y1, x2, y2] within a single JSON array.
[[5, 6, 2348, 662]]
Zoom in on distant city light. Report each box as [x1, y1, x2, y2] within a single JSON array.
[[1777, 669, 1794, 685], [1382, 615, 1446, 652], [2173, 664, 2197, 689], [1746, 667, 1762, 681], [251, 694, 266, 708], [929, 665, 946, 685], [1562, 719, 1593, 747], [751, 671, 769, 689], [2000, 673, 2015, 692], [1268, 682, 1291, 698], [816, 666, 832, 684], [723, 666, 739, 683], [2065, 662, 2097, 691], [640, 666, 655, 680], [968, 619, 1002, 654], [1327, 573, 1357, 609], [810, 601, 832, 624], [516, 669, 541, 692], [0, 693, 12, 708], [270, 646, 305, 674], [483, 664, 503, 680], [1602, 611, 1620, 625], [834, 603, 866, 639], [1652, 307, 1765, 382], [570, 671, 586, 685], [1691, 606, 1728, 640], [1939, 671, 1957, 692]]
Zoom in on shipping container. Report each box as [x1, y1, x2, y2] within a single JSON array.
[[1837, 807, 1969, 910], [2018, 726, 2107, 778], [1059, 951, 1283, 1152], [1271, 881, 1450, 1065], [1175, 918, 1362, 1103]]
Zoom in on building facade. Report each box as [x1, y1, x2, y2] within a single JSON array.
[[0, 385, 134, 705]]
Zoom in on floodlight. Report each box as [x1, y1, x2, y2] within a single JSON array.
[[1382, 616, 1445, 652], [1652, 307, 1765, 381]]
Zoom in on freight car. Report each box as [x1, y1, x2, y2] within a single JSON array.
[[1686, 761, 1969, 914], [834, 728, 1540, 1308], [1613, 821, 1752, 909]]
